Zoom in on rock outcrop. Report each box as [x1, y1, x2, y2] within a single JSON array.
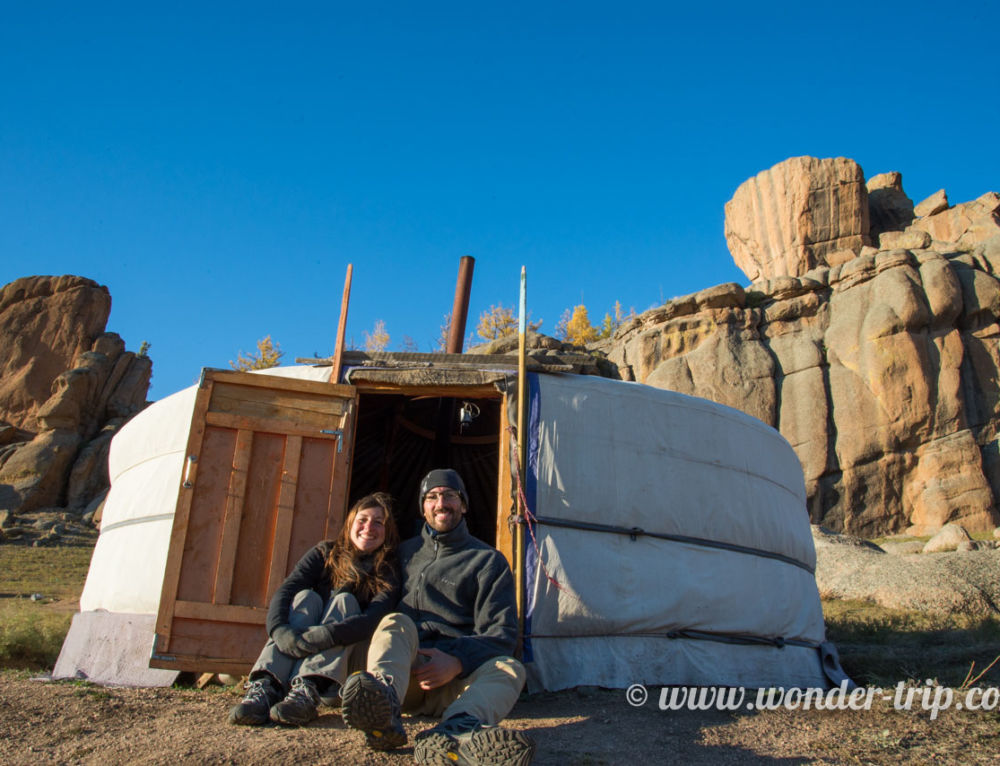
[[0, 276, 151, 524], [724, 156, 871, 282], [0, 276, 112, 432], [608, 158, 1000, 536], [812, 526, 1000, 615]]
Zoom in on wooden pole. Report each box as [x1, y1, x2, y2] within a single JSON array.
[[330, 264, 353, 384], [515, 266, 527, 647]]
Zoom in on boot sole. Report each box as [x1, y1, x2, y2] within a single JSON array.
[[341, 673, 406, 750], [413, 731, 459, 764], [414, 727, 536, 766], [465, 727, 536, 766]]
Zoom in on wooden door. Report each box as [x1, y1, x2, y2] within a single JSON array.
[[151, 370, 356, 674]]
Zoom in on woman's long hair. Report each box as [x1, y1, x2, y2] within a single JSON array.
[[325, 492, 399, 601]]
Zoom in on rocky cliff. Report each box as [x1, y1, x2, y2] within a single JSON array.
[[608, 156, 1000, 536], [0, 276, 151, 532]]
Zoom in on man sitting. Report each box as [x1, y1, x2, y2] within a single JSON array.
[[341, 468, 534, 766]]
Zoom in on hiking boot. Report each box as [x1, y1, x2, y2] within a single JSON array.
[[414, 716, 536, 766], [228, 676, 281, 726], [340, 671, 406, 750], [269, 677, 320, 726]]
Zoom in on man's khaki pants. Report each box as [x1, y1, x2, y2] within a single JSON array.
[[360, 612, 525, 725]]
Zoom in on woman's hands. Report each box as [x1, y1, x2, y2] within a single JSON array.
[[271, 625, 310, 658], [296, 625, 336, 655]]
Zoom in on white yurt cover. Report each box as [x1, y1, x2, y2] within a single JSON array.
[[520, 373, 839, 690]]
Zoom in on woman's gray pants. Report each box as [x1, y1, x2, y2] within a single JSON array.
[[250, 589, 359, 699]]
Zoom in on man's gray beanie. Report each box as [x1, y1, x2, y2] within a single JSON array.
[[419, 468, 468, 507]]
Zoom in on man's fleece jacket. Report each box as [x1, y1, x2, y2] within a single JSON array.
[[398, 518, 518, 676]]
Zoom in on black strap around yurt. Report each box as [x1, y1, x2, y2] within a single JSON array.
[[525, 628, 820, 650], [529, 515, 815, 575]]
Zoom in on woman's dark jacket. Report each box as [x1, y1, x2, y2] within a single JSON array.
[[265, 540, 400, 646]]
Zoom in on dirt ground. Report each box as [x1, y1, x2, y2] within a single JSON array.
[[2, 672, 999, 765]]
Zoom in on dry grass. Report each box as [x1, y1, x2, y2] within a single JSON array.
[[823, 598, 1000, 687], [0, 545, 94, 669]]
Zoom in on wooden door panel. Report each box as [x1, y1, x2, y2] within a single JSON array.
[[288, 437, 342, 573], [152, 370, 356, 673]]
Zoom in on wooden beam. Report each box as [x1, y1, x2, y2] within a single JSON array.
[[213, 429, 254, 604], [331, 264, 353, 384], [267, 435, 303, 597], [173, 600, 267, 624]]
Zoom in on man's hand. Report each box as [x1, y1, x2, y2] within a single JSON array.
[[412, 648, 462, 690]]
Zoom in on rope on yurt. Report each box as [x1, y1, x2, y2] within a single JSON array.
[[523, 628, 821, 650], [527, 515, 815, 575]]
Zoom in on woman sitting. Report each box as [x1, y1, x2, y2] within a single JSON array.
[[229, 492, 400, 726]]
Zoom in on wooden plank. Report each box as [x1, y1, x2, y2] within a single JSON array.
[[308, 350, 592, 367], [289, 437, 338, 566], [211, 380, 350, 416], [229, 432, 286, 607], [175, 428, 237, 604], [211, 383, 348, 426], [354, 383, 501, 398], [331, 263, 353, 384], [154, 379, 214, 648], [151, 657, 256, 676], [324, 395, 356, 540], [213, 429, 254, 604], [149, 617, 266, 673], [173, 600, 267, 624], [204, 411, 348, 440], [203, 368, 356, 398], [266, 435, 303, 600], [496, 395, 515, 570]]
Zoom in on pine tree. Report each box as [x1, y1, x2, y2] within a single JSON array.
[[598, 300, 629, 339], [476, 304, 518, 341], [563, 304, 598, 345], [230, 336, 284, 371], [436, 313, 451, 352], [364, 320, 390, 352]]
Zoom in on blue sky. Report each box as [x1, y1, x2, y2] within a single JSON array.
[[3, 2, 997, 398]]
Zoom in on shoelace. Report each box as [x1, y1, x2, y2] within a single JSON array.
[[289, 680, 318, 704], [243, 680, 271, 703]]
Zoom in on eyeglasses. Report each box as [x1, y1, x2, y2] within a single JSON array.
[[424, 490, 461, 504]]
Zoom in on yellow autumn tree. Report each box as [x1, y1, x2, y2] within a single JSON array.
[[230, 335, 284, 371], [598, 300, 631, 339], [364, 319, 390, 352], [560, 304, 599, 345], [475, 304, 542, 342], [476, 304, 517, 341]]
